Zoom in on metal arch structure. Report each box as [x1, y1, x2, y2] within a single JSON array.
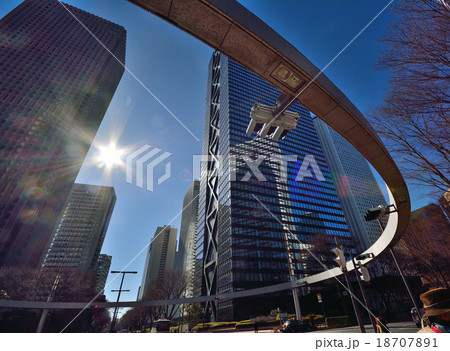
[[0, 0, 411, 312], [127, 2, 410, 266]]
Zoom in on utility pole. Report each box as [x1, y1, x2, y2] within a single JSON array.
[[351, 253, 377, 332], [109, 270, 137, 332], [332, 238, 365, 333]]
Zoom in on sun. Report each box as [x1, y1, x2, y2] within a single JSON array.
[[96, 143, 123, 169]]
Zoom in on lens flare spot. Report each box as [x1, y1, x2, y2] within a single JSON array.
[[24, 186, 46, 200], [19, 209, 39, 225]]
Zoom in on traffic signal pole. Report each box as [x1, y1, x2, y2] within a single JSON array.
[[333, 239, 365, 333], [341, 266, 366, 333], [351, 253, 377, 332]]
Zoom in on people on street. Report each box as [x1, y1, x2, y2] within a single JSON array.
[[417, 288, 450, 333], [376, 316, 389, 333]]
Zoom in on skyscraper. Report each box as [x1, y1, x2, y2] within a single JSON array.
[[0, 0, 126, 269], [313, 118, 387, 250], [174, 180, 200, 297], [138, 226, 177, 300], [41, 183, 116, 272], [94, 254, 112, 294], [195, 52, 356, 321]]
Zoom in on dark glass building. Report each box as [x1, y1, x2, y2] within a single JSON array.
[[94, 254, 112, 294], [314, 118, 387, 250], [41, 183, 116, 273], [195, 52, 356, 321], [0, 0, 126, 269]]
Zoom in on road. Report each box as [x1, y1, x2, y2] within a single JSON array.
[[310, 321, 420, 334], [213, 321, 420, 333]]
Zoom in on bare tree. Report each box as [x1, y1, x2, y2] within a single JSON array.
[[369, 0, 450, 196], [398, 205, 450, 288], [116, 307, 148, 332], [142, 270, 187, 320], [0, 267, 105, 332]]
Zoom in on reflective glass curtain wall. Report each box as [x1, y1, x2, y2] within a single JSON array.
[[196, 52, 355, 321]]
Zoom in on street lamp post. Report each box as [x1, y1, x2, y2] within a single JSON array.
[[109, 270, 137, 332]]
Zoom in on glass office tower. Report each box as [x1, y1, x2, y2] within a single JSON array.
[[314, 118, 387, 250], [195, 52, 355, 321], [0, 0, 126, 269], [41, 183, 116, 272], [175, 180, 200, 297]]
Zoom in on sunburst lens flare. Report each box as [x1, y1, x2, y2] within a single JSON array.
[[96, 143, 124, 169]]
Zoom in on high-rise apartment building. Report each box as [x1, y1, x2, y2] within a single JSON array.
[[0, 0, 126, 269], [313, 119, 387, 250], [195, 52, 356, 321], [174, 180, 200, 297], [94, 254, 112, 294], [41, 184, 116, 272], [138, 226, 177, 300]]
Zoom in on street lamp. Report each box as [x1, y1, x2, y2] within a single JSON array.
[[109, 270, 137, 332], [246, 99, 300, 141], [364, 205, 422, 320]]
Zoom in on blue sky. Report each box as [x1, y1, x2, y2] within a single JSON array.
[[0, 0, 436, 310]]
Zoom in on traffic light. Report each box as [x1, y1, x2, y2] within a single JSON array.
[[332, 247, 347, 270], [355, 253, 374, 261], [364, 205, 388, 221], [246, 103, 300, 141]]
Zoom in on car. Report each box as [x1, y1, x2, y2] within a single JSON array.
[[411, 307, 425, 328], [279, 319, 311, 333]]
